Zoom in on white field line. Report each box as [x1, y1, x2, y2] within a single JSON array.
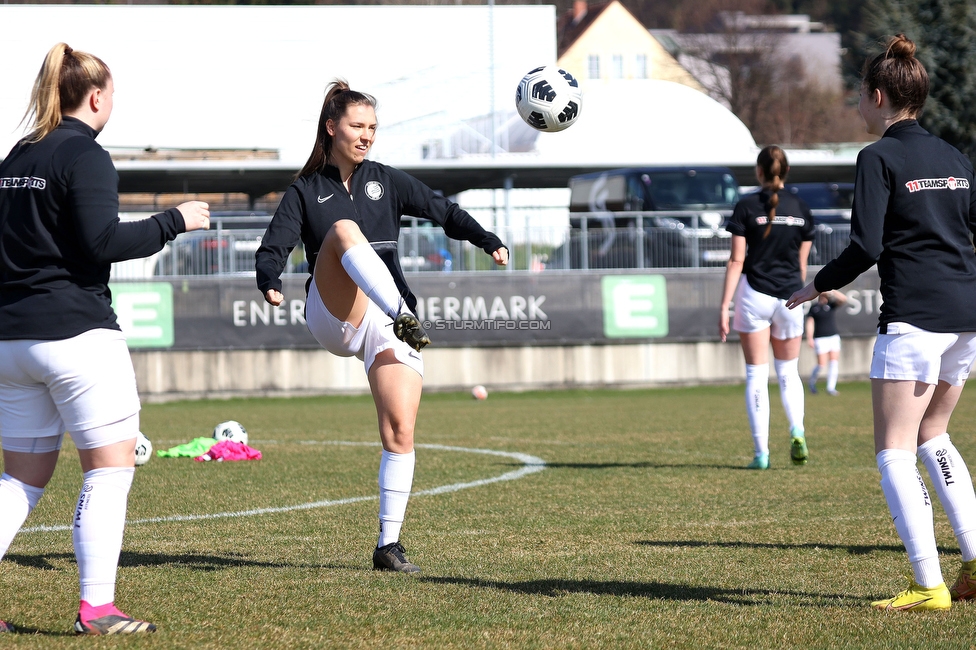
[[20, 442, 546, 534]]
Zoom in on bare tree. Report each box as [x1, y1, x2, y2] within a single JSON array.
[[676, 28, 782, 127], [673, 10, 870, 145], [752, 55, 869, 145]]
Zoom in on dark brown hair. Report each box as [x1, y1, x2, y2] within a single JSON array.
[[22, 42, 111, 143], [298, 79, 377, 178], [862, 34, 928, 118], [757, 145, 788, 238]]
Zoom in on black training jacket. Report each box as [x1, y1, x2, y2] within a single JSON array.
[[0, 117, 185, 340], [255, 160, 505, 312], [814, 120, 976, 333]]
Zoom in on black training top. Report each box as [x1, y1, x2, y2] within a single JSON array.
[[808, 299, 839, 338], [255, 160, 505, 312], [0, 117, 185, 340], [726, 189, 815, 299], [814, 120, 976, 333]]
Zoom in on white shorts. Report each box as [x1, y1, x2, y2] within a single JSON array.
[[305, 284, 423, 378], [870, 322, 976, 386], [0, 329, 141, 450], [814, 335, 842, 355], [732, 277, 804, 340]]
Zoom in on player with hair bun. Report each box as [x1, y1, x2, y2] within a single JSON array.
[[255, 79, 508, 574], [0, 43, 210, 634], [788, 34, 976, 611], [720, 145, 815, 470]]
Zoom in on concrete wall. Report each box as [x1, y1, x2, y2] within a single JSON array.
[[132, 336, 875, 402]]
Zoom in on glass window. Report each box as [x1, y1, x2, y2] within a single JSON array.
[[642, 171, 740, 209], [587, 54, 600, 79], [612, 55, 623, 79], [635, 54, 647, 79]]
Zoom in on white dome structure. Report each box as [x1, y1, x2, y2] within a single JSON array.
[[530, 79, 758, 165]]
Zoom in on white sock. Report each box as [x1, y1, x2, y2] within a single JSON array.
[[745, 364, 770, 456], [0, 473, 45, 558], [877, 449, 943, 588], [809, 365, 821, 388], [378, 450, 415, 548], [774, 357, 805, 433], [73, 467, 134, 606], [340, 243, 404, 320], [827, 359, 839, 392], [919, 434, 976, 562]]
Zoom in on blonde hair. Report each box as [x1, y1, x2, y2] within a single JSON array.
[[21, 43, 111, 143]]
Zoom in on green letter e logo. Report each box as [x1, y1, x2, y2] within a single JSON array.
[[602, 276, 668, 338]]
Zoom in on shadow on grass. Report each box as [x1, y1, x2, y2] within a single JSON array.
[[635, 539, 963, 556], [2, 551, 358, 636], [0, 625, 74, 637], [4, 550, 353, 572], [422, 575, 862, 607]]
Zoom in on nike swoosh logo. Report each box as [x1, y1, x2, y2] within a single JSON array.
[[889, 596, 932, 611], [317, 194, 334, 203]]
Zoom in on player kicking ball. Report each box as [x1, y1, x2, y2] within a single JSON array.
[[255, 79, 508, 574]]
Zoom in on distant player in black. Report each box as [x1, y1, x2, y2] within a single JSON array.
[[255, 80, 508, 574], [0, 43, 210, 634], [719, 145, 815, 470], [788, 34, 976, 611], [805, 290, 848, 395]]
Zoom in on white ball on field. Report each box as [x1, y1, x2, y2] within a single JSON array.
[[515, 65, 583, 132], [472, 385, 488, 400], [134, 432, 153, 466], [213, 420, 248, 445]]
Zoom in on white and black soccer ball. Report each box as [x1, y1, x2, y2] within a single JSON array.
[[515, 66, 583, 133], [213, 420, 248, 445], [134, 432, 153, 467]]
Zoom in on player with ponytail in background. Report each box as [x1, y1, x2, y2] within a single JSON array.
[[788, 34, 976, 611], [0, 43, 210, 634], [719, 146, 815, 470]]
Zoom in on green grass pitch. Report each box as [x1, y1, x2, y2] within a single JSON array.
[[2, 382, 975, 648]]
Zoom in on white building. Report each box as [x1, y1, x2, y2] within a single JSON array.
[[0, 4, 556, 167]]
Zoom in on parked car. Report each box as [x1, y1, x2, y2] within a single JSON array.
[[557, 166, 740, 269], [399, 218, 454, 272], [153, 212, 272, 276], [785, 183, 853, 265]]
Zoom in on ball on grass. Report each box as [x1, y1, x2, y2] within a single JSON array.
[[472, 385, 488, 401], [213, 420, 248, 445]]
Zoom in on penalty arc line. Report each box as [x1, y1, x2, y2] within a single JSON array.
[[20, 442, 547, 534]]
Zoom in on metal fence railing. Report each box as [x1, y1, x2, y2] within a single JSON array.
[[110, 214, 852, 280]]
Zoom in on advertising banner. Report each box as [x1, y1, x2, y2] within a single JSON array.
[[110, 270, 884, 350]]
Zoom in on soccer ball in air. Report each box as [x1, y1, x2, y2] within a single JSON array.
[[213, 420, 248, 445], [515, 66, 583, 132], [134, 432, 153, 467]]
